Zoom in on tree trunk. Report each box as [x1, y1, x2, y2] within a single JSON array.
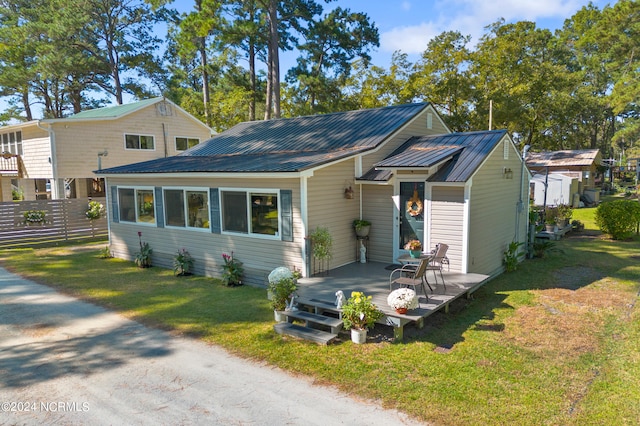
[[249, 40, 256, 121], [264, 0, 280, 119], [199, 37, 211, 127], [21, 90, 32, 121]]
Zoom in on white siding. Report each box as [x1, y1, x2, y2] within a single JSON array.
[[20, 125, 52, 179], [467, 138, 528, 275], [307, 159, 360, 269], [54, 107, 211, 179], [362, 184, 394, 263], [428, 186, 465, 272], [107, 176, 302, 286]]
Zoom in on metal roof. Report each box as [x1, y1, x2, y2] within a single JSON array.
[[66, 98, 162, 120], [364, 130, 508, 183], [98, 103, 429, 174], [525, 149, 601, 168]]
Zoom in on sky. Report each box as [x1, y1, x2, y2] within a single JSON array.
[[2, 0, 615, 119], [313, 0, 612, 69]]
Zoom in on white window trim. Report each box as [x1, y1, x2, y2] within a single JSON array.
[[220, 187, 281, 240], [117, 186, 156, 226], [123, 133, 156, 151], [162, 186, 211, 232], [174, 136, 200, 152]]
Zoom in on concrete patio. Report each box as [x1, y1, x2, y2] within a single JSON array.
[[296, 261, 491, 340]]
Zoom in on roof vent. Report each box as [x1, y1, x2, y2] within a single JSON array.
[[156, 102, 173, 116], [426, 113, 433, 129]]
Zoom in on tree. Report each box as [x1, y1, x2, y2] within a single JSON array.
[[411, 31, 473, 132], [285, 6, 379, 114], [471, 20, 567, 148], [77, 0, 165, 105]]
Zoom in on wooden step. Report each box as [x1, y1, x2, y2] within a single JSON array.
[[296, 297, 342, 318], [278, 310, 343, 334], [273, 323, 338, 345]]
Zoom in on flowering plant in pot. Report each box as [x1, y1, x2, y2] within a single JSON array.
[[404, 239, 422, 257], [341, 291, 384, 343], [267, 267, 298, 321], [387, 288, 419, 314]]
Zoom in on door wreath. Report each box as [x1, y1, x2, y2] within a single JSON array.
[[406, 189, 423, 216]]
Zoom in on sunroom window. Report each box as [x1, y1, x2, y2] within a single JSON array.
[[118, 187, 155, 224], [221, 190, 279, 236], [164, 189, 209, 229]]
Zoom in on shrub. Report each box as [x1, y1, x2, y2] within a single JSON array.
[[173, 248, 194, 276], [594, 200, 640, 240]]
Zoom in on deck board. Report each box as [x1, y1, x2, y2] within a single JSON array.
[[296, 262, 490, 340]]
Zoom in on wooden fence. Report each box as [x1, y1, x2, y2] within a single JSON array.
[[0, 198, 108, 249]]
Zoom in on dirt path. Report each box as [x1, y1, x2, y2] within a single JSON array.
[[0, 267, 424, 425]]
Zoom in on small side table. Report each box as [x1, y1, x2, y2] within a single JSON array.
[[355, 236, 369, 263]]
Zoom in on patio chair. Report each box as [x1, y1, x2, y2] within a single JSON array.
[[426, 243, 448, 289], [389, 258, 430, 297]]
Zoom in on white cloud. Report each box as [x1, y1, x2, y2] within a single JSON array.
[[381, 22, 442, 54], [379, 0, 605, 55]]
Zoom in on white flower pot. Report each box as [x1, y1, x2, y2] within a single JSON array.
[[274, 311, 286, 322], [351, 328, 367, 344]]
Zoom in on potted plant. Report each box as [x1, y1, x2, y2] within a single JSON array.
[[387, 288, 419, 314], [267, 267, 298, 322], [221, 252, 243, 286], [173, 248, 194, 276], [341, 291, 384, 344], [556, 203, 573, 228], [544, 208, 557, 233], [404, 239, 422, 258], [353, 219, 371, 237]]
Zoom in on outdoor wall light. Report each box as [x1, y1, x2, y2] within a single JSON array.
[[503, 167, 514, 179]]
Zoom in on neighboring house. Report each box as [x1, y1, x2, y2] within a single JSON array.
[[96, 103, 529, 284], [530, 173, 579, 207], [0, 97, 211, 202]]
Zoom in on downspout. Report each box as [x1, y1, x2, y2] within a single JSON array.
[[518, 145, 531, 253], [36, 121, 59, 199], [162, 123, 168, 157], [300, 175, 309, 277]]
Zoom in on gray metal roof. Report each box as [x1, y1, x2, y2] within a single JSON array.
[[97, 103, 429, 174], [363, 130, 508, 183]]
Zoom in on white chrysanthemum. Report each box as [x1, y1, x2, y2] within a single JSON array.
[[387, 288, 419, 310], [268, 266, 294, 284]]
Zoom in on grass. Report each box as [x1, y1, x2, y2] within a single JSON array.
[[1, 209, 639, 425]]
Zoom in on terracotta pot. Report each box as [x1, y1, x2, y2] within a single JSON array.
[[396, 307, 408, 314]]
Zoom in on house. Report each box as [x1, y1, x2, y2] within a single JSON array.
[[96, 103, 529, 284], [0, 98, 211, 202], [526, 149, 602, 206]]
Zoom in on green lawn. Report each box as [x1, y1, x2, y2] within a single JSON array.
[[1, 206, 639, 425]]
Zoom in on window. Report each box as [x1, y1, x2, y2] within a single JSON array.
[[164, 188, 210, 229], [125, 134, 155, 150], [1, 131, 21, 155], [118, 187, 155, 223], [175, 137, 199, 151], [221, 190, 279, 236]]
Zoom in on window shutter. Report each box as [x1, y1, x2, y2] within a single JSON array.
[[154, 187, 164, 228], [110, 186, 119, 223], [210, 188, 221, 234], [280, 189, 293, 242]]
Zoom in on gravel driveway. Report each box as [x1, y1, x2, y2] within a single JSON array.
[[0, 267, 424, 425]]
